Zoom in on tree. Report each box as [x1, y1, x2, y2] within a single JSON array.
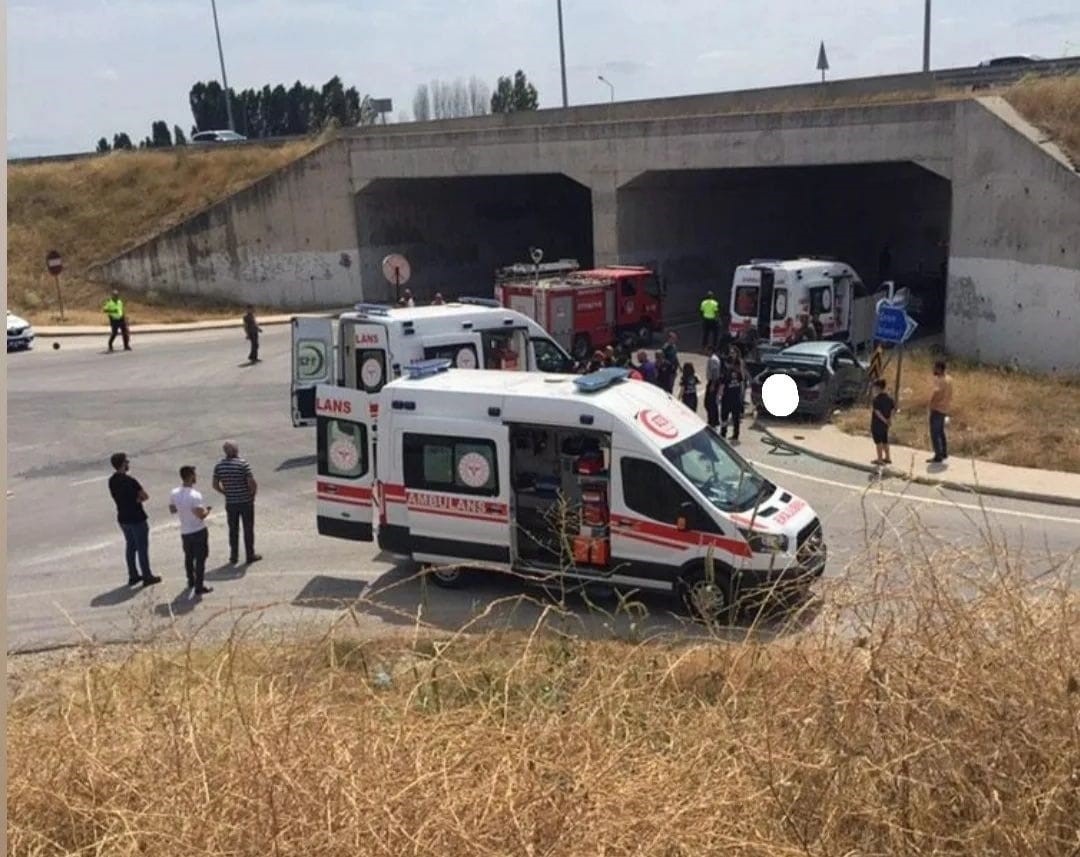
[[189, 80, 231, 131], [96, 137, 111, 153], [173, 125, 187, 145], [468, 77, 490, 116], [112, 132, 133, 150], [412, 83, 431, 121], [150, 120, 172, 147], [490, 70, 538, 113]]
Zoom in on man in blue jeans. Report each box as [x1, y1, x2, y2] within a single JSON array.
[[926, 360, 953, 464], [107, 452, 161, 587]]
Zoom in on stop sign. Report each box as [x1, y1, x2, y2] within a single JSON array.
[[46, 250, 63, 275]]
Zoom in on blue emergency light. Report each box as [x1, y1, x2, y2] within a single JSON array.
[[573, 367, 631, 392], [457, 297, 502, 308], [404, 358, 453, 379], [354, 303, 392, 316]]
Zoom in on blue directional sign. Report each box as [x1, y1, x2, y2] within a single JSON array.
[[874, 305, 918, 344]]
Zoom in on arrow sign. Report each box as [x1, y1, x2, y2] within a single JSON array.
[[874, 304, 918, 344]]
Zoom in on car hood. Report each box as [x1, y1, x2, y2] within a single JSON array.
[[7, 312, 32, 330]]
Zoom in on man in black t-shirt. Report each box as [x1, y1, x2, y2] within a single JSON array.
[[870, 379, 895, 465], [107, 452, 161, 586]]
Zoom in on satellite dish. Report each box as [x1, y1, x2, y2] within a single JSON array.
[[381, 253, 411, 286], [529, 247, 544, 265]]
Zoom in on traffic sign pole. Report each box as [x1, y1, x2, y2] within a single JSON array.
[[45, 250, 65, 321], [894, 343, 904, 410]]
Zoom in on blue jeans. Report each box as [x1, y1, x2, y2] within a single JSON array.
[[119, 520, 152, 581]]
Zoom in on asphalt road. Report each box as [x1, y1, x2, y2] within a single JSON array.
[[7, 326, 1079, 653]]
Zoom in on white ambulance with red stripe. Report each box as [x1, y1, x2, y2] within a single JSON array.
[[729, 258, 881, 350], [314, 362, 826, 621], [291, 299, 576, 427]]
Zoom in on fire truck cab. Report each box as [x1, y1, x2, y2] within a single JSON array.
[[495, 260, 664, 361], [729, 258, 881, 350], [291, 300, 575, 427], [313, 362, 826, 621]]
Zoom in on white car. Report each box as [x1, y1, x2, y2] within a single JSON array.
[[191, 130, 247, 143], [7, 310, 35, 351]]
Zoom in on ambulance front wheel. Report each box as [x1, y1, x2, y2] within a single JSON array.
[[424, 563, 468, 589], [679, 565, 734, 625]]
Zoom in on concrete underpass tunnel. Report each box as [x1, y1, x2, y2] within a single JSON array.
[[618, 163, 952, 333], [355, 174, 594, 303]]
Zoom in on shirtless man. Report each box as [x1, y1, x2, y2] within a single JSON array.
[[927, 360, 953, 464]]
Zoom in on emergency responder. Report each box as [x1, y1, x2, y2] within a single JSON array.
[[102, 289, 131, 352], [699, 291, 720, 351], [242, 305, 262, 363]]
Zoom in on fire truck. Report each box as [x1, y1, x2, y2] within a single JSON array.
[[495, 259, 664, 361]]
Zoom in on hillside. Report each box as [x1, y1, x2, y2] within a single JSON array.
[[6, 77, 1079, 325]]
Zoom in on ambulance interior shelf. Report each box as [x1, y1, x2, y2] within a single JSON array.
[[509, 425, 611, 568]]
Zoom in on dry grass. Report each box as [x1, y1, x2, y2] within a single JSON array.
[[7, 524, 1080, 856], [835, 349, 1080, 472], [6, 139, 321, 325], [1004, 74, 1080, 165]]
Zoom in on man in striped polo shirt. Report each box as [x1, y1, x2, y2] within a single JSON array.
[[212, 440, 262, 566]]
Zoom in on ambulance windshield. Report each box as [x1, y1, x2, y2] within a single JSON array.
[[662, 428, 772, 512]]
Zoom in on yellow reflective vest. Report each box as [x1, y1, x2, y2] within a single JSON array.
[[700, 297, 719, 320], [103, 297, 125, 320]]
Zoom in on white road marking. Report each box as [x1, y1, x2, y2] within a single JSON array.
[[104, 426, 147, 436], [750, 460, 1080, 526], [8, 443, 42, 453], [70, 475, 111, 486]]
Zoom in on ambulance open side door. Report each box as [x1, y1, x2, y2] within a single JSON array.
[[292, 316, 336, 427], [315, 384, 374, 542]]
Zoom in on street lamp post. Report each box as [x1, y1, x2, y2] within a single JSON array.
[[210, 0, 235, 131], [922, 0, 931, 72], [597, 75, 614, 102], [557, 0, 568, 107]]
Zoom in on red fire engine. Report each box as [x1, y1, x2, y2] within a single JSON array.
[[494, 259, 664, 360]]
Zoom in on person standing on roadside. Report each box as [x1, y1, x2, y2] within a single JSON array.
[[870, 379, 895, 465], [678, 362, 700, 413], [102, 289, 131, 352], [212, 440, 262, 565], [704, 345, 722, 429], [107, 452, 161, 587], [635, 349, 658, 386], [655, 349, 677, 394], [699, 291, 720, 351], [927, 360, 953, 464], [720, 347, 748, 443], [243, 305, 262, 363], [169, 465, 213, 595]]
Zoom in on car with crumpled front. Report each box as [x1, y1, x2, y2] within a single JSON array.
[[750, 341, 867, 420], [7, 310, 35, 351]]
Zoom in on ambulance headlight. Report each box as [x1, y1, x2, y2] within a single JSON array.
[[738, 529, 788, 553]]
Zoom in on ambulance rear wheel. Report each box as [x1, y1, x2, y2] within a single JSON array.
[[572, 334, 591, 362], [679, 566, 733, 625], [424, 564, 467, 588]]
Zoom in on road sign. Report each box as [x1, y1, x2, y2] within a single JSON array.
[[381, 254, 411, 287], [867, 345, 885, 382], [874, 305, 918, 344], [46, 250, 63, 275]]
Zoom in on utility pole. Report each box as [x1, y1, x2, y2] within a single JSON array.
[[210, 0, 235, 131], [922, 0, 931, 72], [557, 0, 568, 107], [598, 74, 614, 102]]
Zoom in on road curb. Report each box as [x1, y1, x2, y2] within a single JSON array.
[[759, 425, 1080, 509], [34, 311, 344, 338]]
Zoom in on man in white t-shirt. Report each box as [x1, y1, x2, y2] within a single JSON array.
[[169, 465, 213, 595]]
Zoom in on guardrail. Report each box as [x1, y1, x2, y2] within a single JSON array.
[[10, 57, 1078, 166], [7, 133, 309, 167]]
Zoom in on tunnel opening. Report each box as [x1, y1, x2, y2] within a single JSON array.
[[618, 163, 951, 335], [356, 174, 593, 303]]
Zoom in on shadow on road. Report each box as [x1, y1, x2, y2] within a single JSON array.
[[205, 562, 247, 582], [298, 561, 821, 644], [90, 584, 141, 608], [291, 575, 367, 610], [275, 454, 317, 472], [154, 588, 200, 618]]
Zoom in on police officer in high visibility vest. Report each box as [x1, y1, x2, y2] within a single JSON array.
[[102, 289, 131, 352], [700, 291, 720, 351]]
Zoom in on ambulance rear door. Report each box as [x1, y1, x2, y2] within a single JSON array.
[[315, 384, 374, 542], [421, 332, 483, 369], [292, 316, 335, 427]]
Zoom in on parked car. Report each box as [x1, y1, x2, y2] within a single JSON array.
[[977, 55, 1041, 67], [750, 341, 867, 420], [191, 130, 247, 144], [7, 310, 35, 351]]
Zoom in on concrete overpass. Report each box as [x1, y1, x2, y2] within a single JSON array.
[[93, 91, 1080, 373]]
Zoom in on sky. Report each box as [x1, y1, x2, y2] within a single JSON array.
[[6, 0, 1080, 157]]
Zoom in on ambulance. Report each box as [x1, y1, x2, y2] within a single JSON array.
[[291, 299, 576, 427], [729, 258, 882, 350], [313, 362, 826, 621]]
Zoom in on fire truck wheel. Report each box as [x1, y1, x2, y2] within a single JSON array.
[[424, 564, 468, 588], [636, 324, 653, 347], [571, 334, 591, 362], [679, 564, 734, 625]]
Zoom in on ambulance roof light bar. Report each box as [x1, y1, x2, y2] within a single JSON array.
[[403, 358, 453, 379], [457, 296, 502, 308], [573, 367, 631, 392], [354, 302, 392, 316]]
